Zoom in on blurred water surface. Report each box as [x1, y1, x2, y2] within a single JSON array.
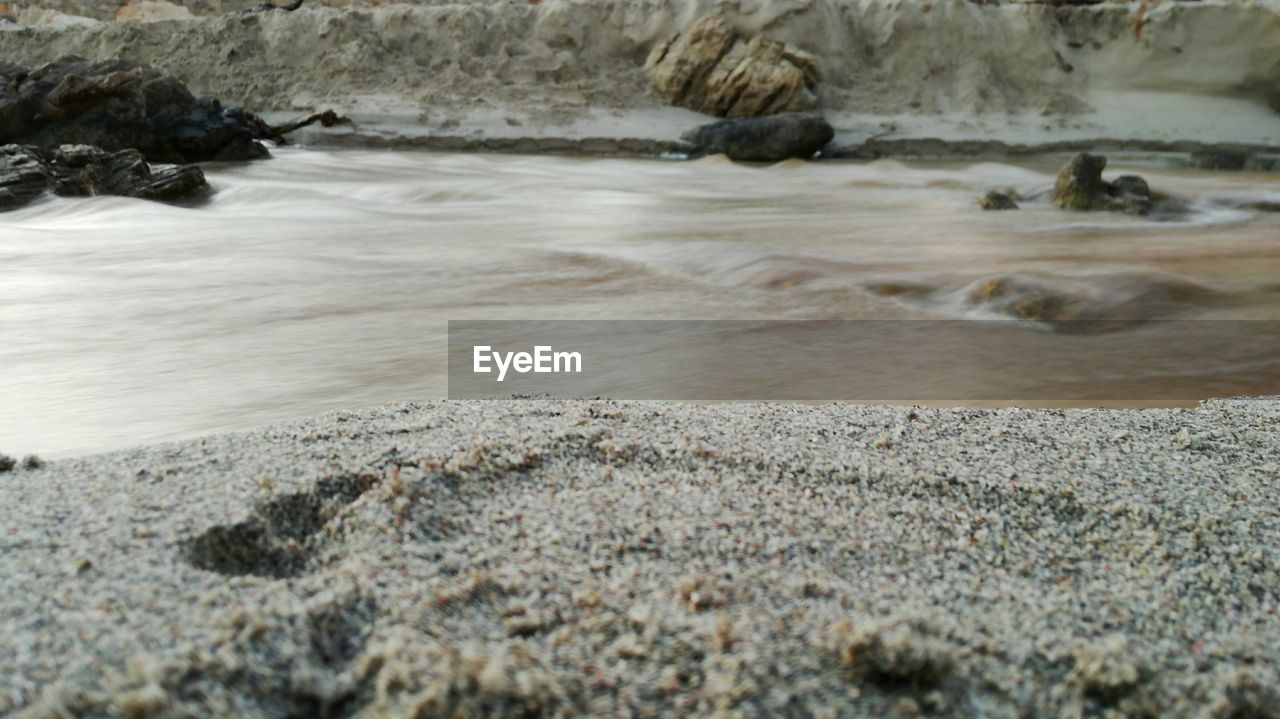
[[3, 148, 1279, 456]]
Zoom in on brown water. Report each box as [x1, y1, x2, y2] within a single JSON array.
[[3, 148, 1279, 456]]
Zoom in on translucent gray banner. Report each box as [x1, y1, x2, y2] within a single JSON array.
[[447, 320, 1280, 401]]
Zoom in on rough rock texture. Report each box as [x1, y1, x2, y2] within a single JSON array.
[[978, 190, 1018, 210], [646, 14, 820, 118], [680, 112, 833, 161], [1049, 152, 1153, 214], [0, 143, 206, 211], [3, 398, 1280, 717], [0, 56, 270, 163], [115, 0, 196, 22]]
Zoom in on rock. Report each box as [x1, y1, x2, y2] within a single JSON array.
[[0, 143, 207, 211], [680, 113, 834, 162], [961, 272, 1216, 329], [1269, 82, 1280, 115], [0, 57, 271, 164], [14, 8, 98, 29], [115, 1, 195, 22], [1188, 149, 1250, 171], [0, 145, 49, 211], [1050, 152, 1116, 211], [1111, 175, 1149, 199], [646, 14, 820, 118], [1049, 152, 1155, 214], [979, 191, 1019, 210]]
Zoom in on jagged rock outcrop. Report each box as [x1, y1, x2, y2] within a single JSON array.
[[646, 14, 820, 118], [1, 143, 206, 211], [0, 56, 272, 163], [680, 113, 833, 162], [1049, 152, 1152, 214]]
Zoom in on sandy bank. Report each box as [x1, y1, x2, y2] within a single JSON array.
[[1, 0, 1278, 157], [3, 398, 1279, 716]]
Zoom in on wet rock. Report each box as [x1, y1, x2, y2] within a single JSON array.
[[0, 56, 271, 164], [1050, 152, 1116, 211], [979, 190, 1019, 210], [1189, 149, 1250, 171], [680, 113, 833, 162], [646, 14, 820, 118], [960, 272, 1216, 329], [0, 143, 206, 211], [1111, 175, 1149, 199], [0, 145, 49, 211], [1049, 152, 1155, 214]]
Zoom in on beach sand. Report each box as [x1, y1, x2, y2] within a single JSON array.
[[3, 398, 1278, 717]]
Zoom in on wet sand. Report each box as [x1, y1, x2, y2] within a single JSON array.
[[3, 398, 1278, 717]]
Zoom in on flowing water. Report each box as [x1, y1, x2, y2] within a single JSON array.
[[3, 148, 1280, 456]]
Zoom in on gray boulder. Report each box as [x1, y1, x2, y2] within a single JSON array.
[[680, 113, 834, 162]]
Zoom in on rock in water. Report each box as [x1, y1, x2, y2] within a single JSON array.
[[0, 143, 206, 211], [1049, 152, 1153, 214], [0, 145, 48, 211], [680, 113, 834, 162], [647, 14, 820, 118], [0, 57, 270, 163], [979, 191, 1019, 210], [1050, 152, 1115, 211]]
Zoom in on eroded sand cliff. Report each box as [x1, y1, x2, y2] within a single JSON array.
[[1, 0, 1278, 153]]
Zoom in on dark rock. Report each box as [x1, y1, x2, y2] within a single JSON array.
[[1050, 152, 1117, 211], [1049, 153, 1157, 215], [0, 56, 272, 164], [0, 145, 49, 211], [979, 191, 1019, 210], [0, 143, 207, 211], [1188, 149, 1250, 171], [680, 113, 834, 162], [1111, 175, 1150, 199]]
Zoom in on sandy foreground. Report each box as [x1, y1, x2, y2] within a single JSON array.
[[2, 398, 1278, 717]]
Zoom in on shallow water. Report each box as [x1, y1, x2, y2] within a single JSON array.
[[3, 148, 1280, 456]]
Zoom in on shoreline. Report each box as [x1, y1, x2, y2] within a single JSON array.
[[3, 398, 1279, 716], [3, 0, 1279, 163]]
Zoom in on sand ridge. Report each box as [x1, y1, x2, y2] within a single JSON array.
[[3, 398, 1278, 717]]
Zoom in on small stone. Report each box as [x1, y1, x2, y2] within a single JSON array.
[[979, 190, 1019, 210]]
